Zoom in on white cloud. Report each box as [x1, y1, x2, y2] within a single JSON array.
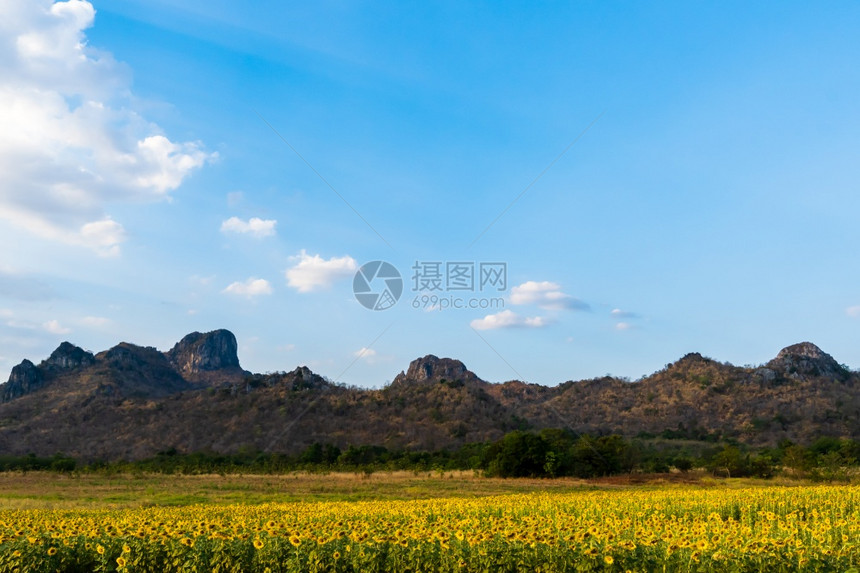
[[846, 306, 860, 318], [0, 0, 215, 256], [220, 216, 277, 238], [79, 218, 127, 257], [285, 250, 357, 293], [353, 347, 377, 362], [222, 277, 273, 297], [615, 322, 632, 331], [509, 281, 589, 311], [470, 309, 551, 330], [43, 319, 71, 334]]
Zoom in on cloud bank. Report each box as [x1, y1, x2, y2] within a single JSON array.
[[510, 281, 589, 311], [470, 309, 551, 330], [220, 217, 277, 238], [285, 250, 357, 293], [222, 277, 273, 297], [0, 0, 214, 256]]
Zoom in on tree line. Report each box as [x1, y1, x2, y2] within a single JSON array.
[[1, 430, 859, 481]]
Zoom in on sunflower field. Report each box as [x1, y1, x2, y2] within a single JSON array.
[[2, 485, 860, 572]]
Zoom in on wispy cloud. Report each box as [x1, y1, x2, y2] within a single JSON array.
[[222, 277, 273, 297], [220, 216, 277, 238], [353, 347, 377, 363], [510, 281, 589, 311], [470, 309, 552, 330], [285, 250, 357, 293], [610, 308, 639, 319], [846, 306, 860, 318], [43, 319, 71, 335]]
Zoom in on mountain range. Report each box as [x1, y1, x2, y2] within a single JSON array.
[[0, 329, 857, 460]]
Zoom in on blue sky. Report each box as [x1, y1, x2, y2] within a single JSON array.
[[1, 0, 859, 387]]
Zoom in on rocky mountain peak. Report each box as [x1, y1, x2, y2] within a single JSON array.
[[393, 355, 477, 384], [775, 342, 828, 361], [43, 342, 95, 370], [283, 366, 327, 390], [100, 343, 160, 366], [1, 359, 43, 402], [291, 366, 316, 382], [167, 330, 240, 375], [767, 342, 845, 378]]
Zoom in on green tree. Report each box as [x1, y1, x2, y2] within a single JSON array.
[[484, 431, 549, 477], [782, 444, 810, 475], [710, 445, 746, 477]]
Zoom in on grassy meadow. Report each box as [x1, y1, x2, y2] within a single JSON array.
[[0, 471, 603, 509]]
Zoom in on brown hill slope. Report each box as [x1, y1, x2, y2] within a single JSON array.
[[0, 332, 857, 460]]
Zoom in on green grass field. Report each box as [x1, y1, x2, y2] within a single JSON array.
[[0, 470, 610, 509]]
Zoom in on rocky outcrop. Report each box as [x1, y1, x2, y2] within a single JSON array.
[[95, 343, 190, 397], [42, 342, 95, 370], [767, 342, 847, 380], [0, 331, 243, 404], [167, 330, 241, 375], [244, 366, 328, 392], [0, 343, 96, 402], [99, 343, 166, 368], [0, 359, 43, 402], [289, 366, 319, 384], [392, 355, 478, 385]]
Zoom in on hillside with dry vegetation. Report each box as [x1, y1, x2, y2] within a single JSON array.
[[0, 330, 857, 460]]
